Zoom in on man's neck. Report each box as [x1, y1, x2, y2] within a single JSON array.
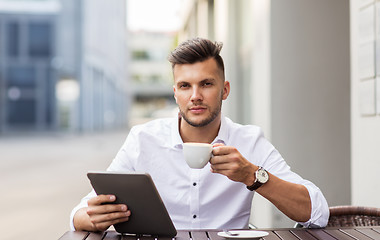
[[179, 115, 222, 144]]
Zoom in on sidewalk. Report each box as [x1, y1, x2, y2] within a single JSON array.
[[0, 129, 129, 240]]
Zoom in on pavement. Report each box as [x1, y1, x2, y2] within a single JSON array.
[[0, 129, 130, 240]]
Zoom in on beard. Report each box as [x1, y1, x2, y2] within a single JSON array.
[[179, 92, 223, 128]]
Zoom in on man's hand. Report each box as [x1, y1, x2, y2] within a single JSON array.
[[74, 195, 131, 232], [210, 143, 257, 185]]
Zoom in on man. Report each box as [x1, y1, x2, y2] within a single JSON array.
[[71, 38, 329, 231]]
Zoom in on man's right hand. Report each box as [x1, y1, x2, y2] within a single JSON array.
[[73, 194, 131, 232]]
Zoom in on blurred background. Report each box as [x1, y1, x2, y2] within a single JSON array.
[[0, 0, 379, 239]]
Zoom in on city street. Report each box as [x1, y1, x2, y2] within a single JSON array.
[[0, 129, 129, 240]]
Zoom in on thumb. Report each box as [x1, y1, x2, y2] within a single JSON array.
[[212, 143, 225, 148]]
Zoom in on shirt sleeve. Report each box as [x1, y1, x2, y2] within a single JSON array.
[[106, 127, 140, 172], [252, 129, 329, 228], [296, 181, 329, 228], [265, 152, 329, 227], [69, 128, 140, 230]]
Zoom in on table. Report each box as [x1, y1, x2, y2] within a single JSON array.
[[59, 227, 380, 240]]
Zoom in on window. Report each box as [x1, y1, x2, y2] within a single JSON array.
[[28, 22, 52, 57], [7, 100, 36, 124], [132, 74, 142, 82], [7, 66, 36, 87], [7, 22, 19, 57], [132, 50, 149, 60]]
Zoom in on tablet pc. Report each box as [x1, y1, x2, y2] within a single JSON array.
[[87, 171, 177, 237]]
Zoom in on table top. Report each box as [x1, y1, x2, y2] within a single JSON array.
[[59, 227, 380, 240]]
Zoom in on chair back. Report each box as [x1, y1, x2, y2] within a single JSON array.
[[327, 205, 380, 227]]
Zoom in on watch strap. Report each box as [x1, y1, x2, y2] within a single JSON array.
[[246, 180, 263, 191], [246, 166, 267, 191]]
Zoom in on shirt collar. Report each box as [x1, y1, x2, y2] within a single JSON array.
[[213, 114, 228, 145], [171, 114, 229, 149], [172, 114, 183, 148]]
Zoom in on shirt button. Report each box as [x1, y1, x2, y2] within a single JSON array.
[[193, 182, 197, 186], [193, 215, 197, 219]]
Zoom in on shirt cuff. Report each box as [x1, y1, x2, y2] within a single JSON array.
[[69, 190, 96, 231], [297, 183, 329, 228]]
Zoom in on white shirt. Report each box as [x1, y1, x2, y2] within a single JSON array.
[[70, 116, 329, 230]]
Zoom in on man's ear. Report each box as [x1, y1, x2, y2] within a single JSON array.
[[173, 85, 177, 102], [222, 81, 230, 100]]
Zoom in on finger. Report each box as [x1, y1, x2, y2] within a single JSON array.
[[90, 210, 131, 224], [88, 195, 116, 206], [211, 169, 242, 183], [212, 145, 236, 156], [91, 214, 130, 232], [210, 161, 231, 171], [209, 155, 230, 165], [212, 143, 225, 148], [211, 143, 225, 155], [88, 209, 131, 231], [210, 156, 242, 174], [210, 166, 236, 177], [87, 203, 128, 215]]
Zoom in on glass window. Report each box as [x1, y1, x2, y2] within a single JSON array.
[[132, 74, 142, 82], [28, 22, 52, 57], [132, 50, 149, 60], [7, 66, 36, 87], [45, 70, 54, 125], [7, 22, 19, 57], [150, 49, 167, 61], [7, 100, 36, 124]]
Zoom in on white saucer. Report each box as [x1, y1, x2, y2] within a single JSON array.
[[217, 230, 269, 239]]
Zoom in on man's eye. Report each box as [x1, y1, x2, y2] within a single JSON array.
[[180, 84, 190, 88], [203, 82, 212, 86]]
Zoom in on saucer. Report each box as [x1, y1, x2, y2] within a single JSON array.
[[217, 230, 269, 239]]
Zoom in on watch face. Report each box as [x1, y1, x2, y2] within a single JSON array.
[[256, 169, 269, 183]]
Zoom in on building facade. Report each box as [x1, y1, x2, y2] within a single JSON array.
[[0, 0, 129, 133], [350, 0, 380, 211], [128, 31, 177, 125], [0, 1, 59, 132]]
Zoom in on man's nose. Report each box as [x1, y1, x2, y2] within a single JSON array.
[[190, 87, 203, 102]]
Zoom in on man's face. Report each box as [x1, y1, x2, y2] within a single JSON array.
[[173, 58, 230, 127]]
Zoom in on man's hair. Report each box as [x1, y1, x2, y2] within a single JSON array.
[[167, 37, 225, 77]]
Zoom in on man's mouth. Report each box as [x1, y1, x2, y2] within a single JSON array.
[[189, 106, 207, 114]]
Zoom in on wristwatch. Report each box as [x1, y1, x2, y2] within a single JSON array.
[[246, 166, 269, 191]]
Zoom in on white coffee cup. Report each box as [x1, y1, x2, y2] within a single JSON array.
[[183, 142, 213, 169]]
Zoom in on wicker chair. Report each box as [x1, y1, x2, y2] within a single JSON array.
[[327, 205, 380, 227]]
